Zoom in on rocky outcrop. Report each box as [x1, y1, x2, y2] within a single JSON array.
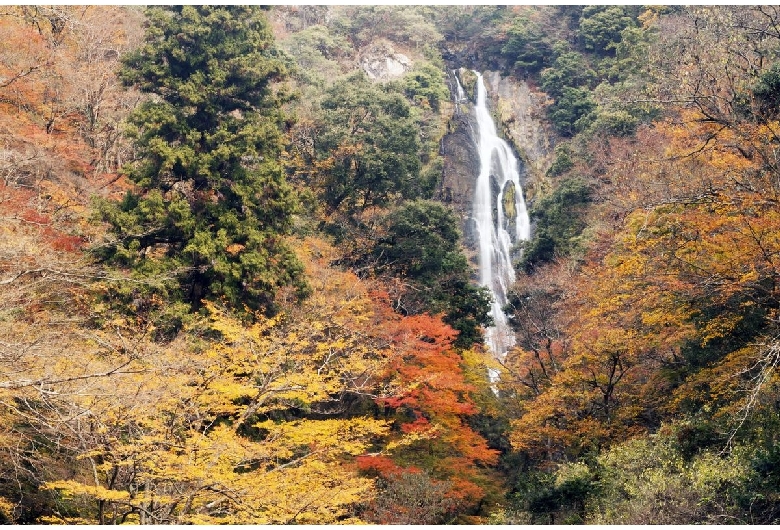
[[438, 104, 480, 249], [359, 41, 412, 81]]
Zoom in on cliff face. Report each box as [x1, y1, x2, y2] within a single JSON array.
[[440, 106, 480, 252], [483, 71, 553, 183], [438, 69, 551, 251]]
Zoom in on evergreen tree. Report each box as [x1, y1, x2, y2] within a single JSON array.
[[374, 200, 492, 348], [314, 72, 422, 216], [96, 6, 307, 320], [501, 16, 555, 75]]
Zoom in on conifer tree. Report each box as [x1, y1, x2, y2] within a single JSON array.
[[96, 6, 307, 317]]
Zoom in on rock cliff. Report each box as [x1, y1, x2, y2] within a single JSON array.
[[483, 71, 553, 181]]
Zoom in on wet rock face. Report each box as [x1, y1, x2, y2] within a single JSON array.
[[502, 180, 518, 236], [438, 109, 479, 240], [483, 70, 552, 174]]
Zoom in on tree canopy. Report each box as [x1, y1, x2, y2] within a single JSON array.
[[374, 200, 493, 348], [312, 72, 423, 217], [96, 5, 307, 321]]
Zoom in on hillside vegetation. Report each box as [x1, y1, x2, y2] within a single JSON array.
[[0, 5, 778, 524]]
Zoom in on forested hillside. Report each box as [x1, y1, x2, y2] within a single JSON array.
[[0, 5, 778, 524]]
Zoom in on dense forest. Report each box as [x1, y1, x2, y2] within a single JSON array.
[[0, 5, 779, 524]]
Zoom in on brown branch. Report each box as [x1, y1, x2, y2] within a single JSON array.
[[0, 63, 46, 89], [0, 357, 144, 391]]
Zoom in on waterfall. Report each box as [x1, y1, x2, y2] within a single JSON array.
[[454, 71, 467, 114], [467, 72, 531, 368]]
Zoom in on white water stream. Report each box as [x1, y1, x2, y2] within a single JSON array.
[[461, 72, 531, 368]]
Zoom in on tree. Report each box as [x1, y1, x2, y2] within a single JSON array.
[[278, 24, 352, 88], [750, 62, 780, 121], [359, 306, 501, 523], [546, 86, 597, 137], [588, 427, 758, 524], [336, 6, 444, 51], [311, 72, 422, 217], [578, 6, 637, 56], [501, 16, 555, 75], [362, 471, 459, 524], [373, 200, 492, 348], [521, 176, 592, 270], [539, 50, 595, 99], [94, 6, 307, 320], [34, 237, 396, 524], [502, 262, 574, 399], [64, 7, 144, 175], [403, 63, 450, 113]]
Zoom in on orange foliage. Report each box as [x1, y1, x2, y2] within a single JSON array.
[[356, 455, 420, 476], [509, 98, 780, 466], [377, 309, 497, 464], [355, 297, 500, 521]]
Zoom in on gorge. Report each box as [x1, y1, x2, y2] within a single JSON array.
[[2, 5, 779, 525]]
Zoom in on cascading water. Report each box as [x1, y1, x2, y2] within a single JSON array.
[[461, 71, 531, 368]]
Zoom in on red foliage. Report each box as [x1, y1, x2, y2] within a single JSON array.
[[20, 209, 49, 225], [358, 294, 500, 522], [356, 455, 420, 477], [377, 313, 482, 427], [49, 234, 84, 252], [0, 183, 85, 257]]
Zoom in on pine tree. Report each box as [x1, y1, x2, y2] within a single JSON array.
[[96, 6, 307, 319]]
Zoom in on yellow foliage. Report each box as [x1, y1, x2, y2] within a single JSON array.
[[0, 496, 15, 523], [12, 236, 402, 524], [42, 481, 131, 502]]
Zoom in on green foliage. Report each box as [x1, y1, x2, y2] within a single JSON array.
[[599, 25, 653, 83], [751, 62, 780, 121], [744, 437, 780, 523], [404, 63, 450, 112], [554, 5, 585, 31], [534, 8, 650, 140], [374, 200, 492, 348], [546, 86, 597, 137], [507, 463, 594, 524], [279, 24, 352, 86], [539, 50, 595, 99], [590, 109, 639, 137], [538, 50, 600, 137], [440, 279, 494, 349], [314, 72, 423, 216], [375, 199, 462, 282], [588, 428, 759, 524], [545, 143, 574, 177], [431, 6, 510, 70], [335, 6, 443, 50], [578, 6, 637, 56], [506, 422, 779, 525], [95, 6, 308, 323], [522, 177, 591, 271], [419, 157, 444, 199], [457, 69, 478, 102], [501, 17, 555, 75]]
